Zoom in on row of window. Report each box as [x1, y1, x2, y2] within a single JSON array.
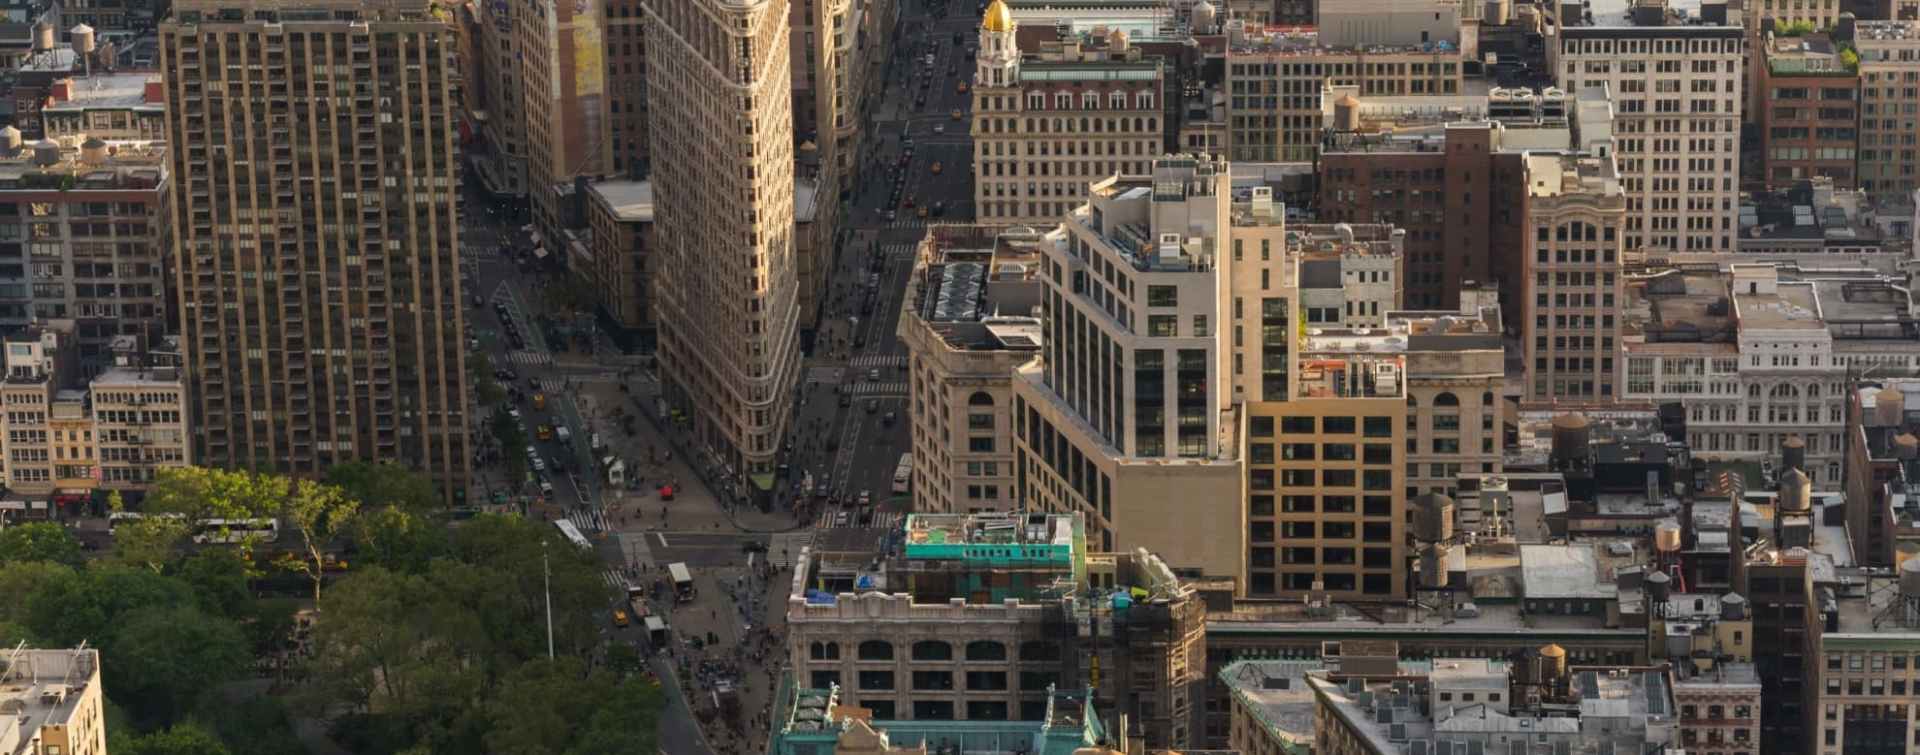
[[807, 639, 1056, 662]]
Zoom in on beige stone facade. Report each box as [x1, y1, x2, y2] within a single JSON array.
[[971, 11, 1165, 228], [1855, 21, 1920, 199], [1521, 153, 1627, 404], [898, 228, 1043, 514], [646, 0, 802, 477], [159, 0, 471, 500], [1558, 25, 1743, 253], [0, 327, 188, 499], [1395, 302, 1506, 500]]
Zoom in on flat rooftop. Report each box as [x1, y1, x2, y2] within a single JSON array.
[[0, 648, 100, 755], [587, 180, 652, 223], [1520, 544, 1620, 601], [1220, 660, 1320, 748], [1734, 283, 1827, 331], [42, 72, 163, 111], [904, 511, 1074, 553]]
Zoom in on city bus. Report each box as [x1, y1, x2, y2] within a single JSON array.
[[106, 511, 185, 535], [191, 518, 281, 545], [553, 519, 592, 550], [891, 453, 912, 494]]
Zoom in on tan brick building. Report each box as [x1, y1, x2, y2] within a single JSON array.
[[158, 0, 471, 500]]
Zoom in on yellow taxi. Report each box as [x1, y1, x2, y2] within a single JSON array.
[[613, 610, 630, 627]]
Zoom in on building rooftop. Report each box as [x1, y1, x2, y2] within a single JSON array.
[[1855, 20, 1920, 43], [903, 512, 1075, 561], [1225, 25, 1464, 56], [0, 647, 100, 755], [769, 679, 1111, 755], [1520, 544, 1620, 601], [587, 179, 652, 223], [1293, 352, 1408, 399], [906, 227, 1047, 351], [1019, 59, 1161, 82], [1569, 0, 1736, 29], [1219, 660, 1319, 753], [0, 139, 166, 188], [40, 72, 163, 112]]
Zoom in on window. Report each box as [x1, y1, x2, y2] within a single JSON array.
[[913, 670, 955, 690], [965, 640, 1007, 661], [1148, 315, 1178, 337], [968, 437, 996, 452], [912, 641, 953, 661], [810, 641, 841, 660], [859, 670, 895, 690], [1020, 641, 1061, 661], [859, 640, 894, 660], [1147, 285, 1178, 307]]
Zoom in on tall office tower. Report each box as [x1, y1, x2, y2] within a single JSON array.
[[646, 0, 801, 483], [519, 0, 610, 238], [1855, 20, 1920, 198], [1011, 156, 1247, 582], [471, 0, 530, 198], [158, 0, 470, 500], [606, 0, 649, 177], [1559, 11, 1743, 253]]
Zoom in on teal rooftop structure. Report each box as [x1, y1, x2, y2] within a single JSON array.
[[766, 676, 1114, 755]]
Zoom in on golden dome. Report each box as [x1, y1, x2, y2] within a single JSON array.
[[983, 0, 1015, 33]]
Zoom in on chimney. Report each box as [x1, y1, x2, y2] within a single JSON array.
[[144, 79, 165, 104], [49, 79, 72, 103]]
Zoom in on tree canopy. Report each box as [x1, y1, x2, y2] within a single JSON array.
[[0, 521, 84, 568]]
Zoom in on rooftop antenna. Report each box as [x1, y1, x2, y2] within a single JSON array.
[[2, 640, 26, 683], [63, 640, 89, 688]]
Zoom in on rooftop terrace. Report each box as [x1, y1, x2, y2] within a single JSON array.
[[0, 647, 99, 755]]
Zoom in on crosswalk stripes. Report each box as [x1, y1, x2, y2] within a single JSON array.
[[508, 350, 553, 366], [882, 243, 916, 258], [806, 367, 845, 384], [567, 509, 607, 533], [851, 381, 909, 395], [850, 354, 908, 369], [601, 569, 630, 592]]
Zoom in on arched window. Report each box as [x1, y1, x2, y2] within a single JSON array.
[[1020, 641, 1061, 661], [965, 640, 1008, 661], [1482, 391, 1495, 406], [858, 640, 894, 661], [1406, 395, 1420, 409], [1434, 392, 1460, 407], [969, 391, 995, 406], [912, 640, 953, 661]]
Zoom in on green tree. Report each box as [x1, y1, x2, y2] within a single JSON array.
[[484, 657, 610, 755], [172, 549, 251, 617], [324, 461, 439, 512], [25, 565, 192, 649], [492, 407, 529, 483], [0, 521, 83, 567], [117, 722, 233, 755], [110, 515, 191, 573], [0, 560, 73, 630], [567, 679, 665, 755], [280, 479, 360, 602], [347, 506, 447, 574], [145, 467, 287, 547], [107, 605, 250, 726]]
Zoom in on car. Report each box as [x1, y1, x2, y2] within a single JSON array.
[[532, 458, 547, 472], [952, 31, 964, 44], [932, 201, 946, 217], [898, 154, 910, 167], [525, 444, 537, 458], [933, 123, 945, 134], [951, 109, 963, 120], [539, 480, 555, 497], [956, 81, 969, 94], [904, 196, 916, 208], [834, 511, 851, 527], [509, 409, 524, 421], [865, 399, 879, 414], [839, 392, 852, 407], [613, 610, 630, 627], [917, 205, 930, 218], [858, 490, 872, 506], [930, 161, 943, 175], [868, 368, 881, 381], [882, 411, 897, 427], [885, 210, 897, 221]]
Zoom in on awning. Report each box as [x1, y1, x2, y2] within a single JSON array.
[[750, 473, 775, 492]]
